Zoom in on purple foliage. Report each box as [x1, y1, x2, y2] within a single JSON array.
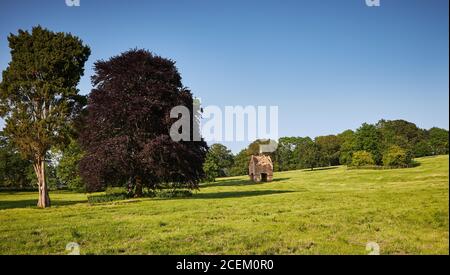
[[79, 49, 207, 193]]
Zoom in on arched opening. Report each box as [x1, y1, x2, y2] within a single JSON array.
[[261, 173, 268, 182]]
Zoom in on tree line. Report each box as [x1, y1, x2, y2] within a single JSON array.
[[0, 27, 448, 207], [0, 26, 206, 207], [203, 119, 449, 181]]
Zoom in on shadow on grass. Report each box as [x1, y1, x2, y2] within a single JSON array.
[[302, 166, 339, 172], [346, 162, 421, 170], [201, 177, 291, 188], [0, 199, 86, 210], [191, 189, 294, 199]]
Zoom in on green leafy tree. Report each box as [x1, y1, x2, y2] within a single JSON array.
[[337, 129, 355, 165], [382, 145, 413, 168], [203, 157, 220, 182], [350, 150, 375, 167], [56, 139, 85, 191], [354, 123, 383, 165], [427, 127, 449, 155], [413, 140, 433, 157], [229, 149, 250, 176], [277, 137, 296, 171], [0, 26, 90, 207], [376, 119, 426, 158], [0, 132, 32, 189], [276, 137, 309, 171], [298, 138, 320, 170], [315, 135, 341, 167], [203, 144, 234, 181]]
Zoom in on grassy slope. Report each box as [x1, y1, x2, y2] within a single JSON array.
[[0, 155, 448, 255]]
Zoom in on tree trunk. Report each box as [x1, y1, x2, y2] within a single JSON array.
[[34, 158, 50, 208], [134, 176, 143, 198]]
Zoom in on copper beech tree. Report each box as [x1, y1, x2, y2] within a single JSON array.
[[0, 26, 90, 208], [79, 49, 207, 196]]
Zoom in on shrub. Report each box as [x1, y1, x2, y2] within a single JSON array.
[[87, 188, 192, 204], [382, 146, 413, 168], [155, 189, 192, 199], [350, 151, 375, 167], [87, 192, 130, 204]]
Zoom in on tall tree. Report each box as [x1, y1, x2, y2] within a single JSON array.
[[0, 132, 32, 189], [56, 139, 85, 191], [427, 127, 449, 155], [203, 144, 234, 181], [337, 129, 355, 165], [354, 123, 383, 165], [0, 26, 90, 207], [298, 137, 319, 170], [79, 49, 207, 196], [376, 119, 423, 154], [315, 135, 341, 167], [229, 149, 250, 176], [277, 137, 306, 171]]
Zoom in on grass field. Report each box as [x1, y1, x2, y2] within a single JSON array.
[[0, 155, 448, 255]]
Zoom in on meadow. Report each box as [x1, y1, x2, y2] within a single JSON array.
[[0, 155, 448, 255]]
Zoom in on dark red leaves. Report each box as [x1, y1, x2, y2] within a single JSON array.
[[79, 49, 206, 193]]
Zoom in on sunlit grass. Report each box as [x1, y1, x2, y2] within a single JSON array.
[[0, 155, 448, 255]]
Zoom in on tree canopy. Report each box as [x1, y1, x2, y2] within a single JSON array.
[[203, 143, 234, 181], [79, 49, 207, 196], [0, 132, 32, 189], [224, 119, 448, 176], [0, 26, 90, 207]]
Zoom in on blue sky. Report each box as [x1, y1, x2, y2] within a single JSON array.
[[1, 0, 448, 153]]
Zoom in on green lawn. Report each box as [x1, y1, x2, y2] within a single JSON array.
[[0, 155, 448, 255]]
